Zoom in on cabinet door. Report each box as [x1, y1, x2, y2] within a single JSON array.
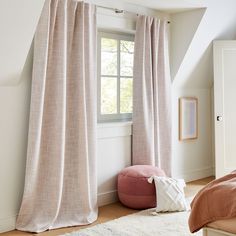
[[214, 41, 236, 178]]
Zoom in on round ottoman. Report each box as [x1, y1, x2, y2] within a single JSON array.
[[117, 165, 166, 209]]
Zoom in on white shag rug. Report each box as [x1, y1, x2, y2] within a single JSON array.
[[62, 208, 202, 236]]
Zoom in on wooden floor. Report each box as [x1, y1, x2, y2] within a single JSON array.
[[2, 176, 214, 236]]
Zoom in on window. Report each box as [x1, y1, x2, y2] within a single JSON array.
[[98, 32, 134, 122]]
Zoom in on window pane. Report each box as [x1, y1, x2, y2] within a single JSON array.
[[120, 40, 134, 76], [120, 77, 133, 113], [101, 77, 117, 114], [101, 38, 117, 76]]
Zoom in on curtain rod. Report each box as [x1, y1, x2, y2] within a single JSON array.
[[96, 5, 171, 24]]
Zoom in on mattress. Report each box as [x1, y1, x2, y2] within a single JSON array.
[[208, 217, 236, 234]]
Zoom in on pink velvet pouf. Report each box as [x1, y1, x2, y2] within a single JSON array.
[[117, 165, 166, 209]]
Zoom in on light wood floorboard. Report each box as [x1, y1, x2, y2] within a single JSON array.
[[2, 176, 215, 236]]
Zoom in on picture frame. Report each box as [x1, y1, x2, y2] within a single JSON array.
[[179, 97, 198, 141]]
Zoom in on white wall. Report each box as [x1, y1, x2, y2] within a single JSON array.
[[0, 48, 32, 233], [0, 1, 44, 232], [97, 122, 132, 206], [170, 0, 236, 181], [172, 88, 213, 181], [0, 0, 44, 85]]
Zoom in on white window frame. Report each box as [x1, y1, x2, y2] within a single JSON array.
[[97, 31, 135, 122]]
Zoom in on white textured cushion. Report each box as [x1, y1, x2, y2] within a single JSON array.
[[148, 176, 188, 212]]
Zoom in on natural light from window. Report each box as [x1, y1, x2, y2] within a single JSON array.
[[98, 32, 134, 122]]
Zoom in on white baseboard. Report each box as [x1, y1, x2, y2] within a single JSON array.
[[98, 190, 118, 207], [0, 215, 16, 233], [174, 166, 214, 182]]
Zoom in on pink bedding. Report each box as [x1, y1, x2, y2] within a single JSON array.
[[189, 172, 236, 233]]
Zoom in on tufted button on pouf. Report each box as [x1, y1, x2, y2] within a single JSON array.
[[117, 165, 166, 209]]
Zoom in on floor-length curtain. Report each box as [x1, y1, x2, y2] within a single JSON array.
[[132, 15, 172, 176], [16, 0, 97, 232]]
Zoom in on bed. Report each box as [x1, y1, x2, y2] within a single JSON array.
[[203, 217, 236, 236], [188, 172, 236, 236], [203, 227, 236, 236]]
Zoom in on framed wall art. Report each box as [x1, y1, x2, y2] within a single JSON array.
[[179, 97, 198, 141]]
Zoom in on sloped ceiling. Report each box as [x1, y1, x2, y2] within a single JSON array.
[[0, 0, 45, 85], [170, 8, 206, 80], [172, 0, 236, 88]]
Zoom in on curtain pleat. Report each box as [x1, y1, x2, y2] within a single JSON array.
[[16, 0, 97, 232], [132, 15, 172, 176]]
